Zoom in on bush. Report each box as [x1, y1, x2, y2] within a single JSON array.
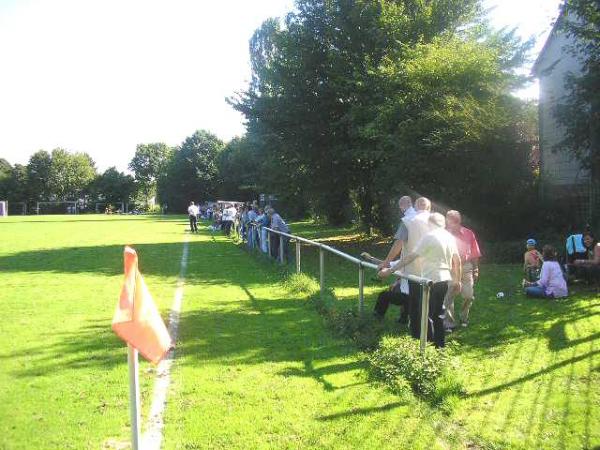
[[325, 308, 385, 351], [366, 336, 465, 405]]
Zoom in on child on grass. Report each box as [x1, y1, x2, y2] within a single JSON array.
[[523, 245, 568, 299], [523, 238, 543, 282]]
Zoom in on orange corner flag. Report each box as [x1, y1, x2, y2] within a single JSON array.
[[112, 246, 172, 364]]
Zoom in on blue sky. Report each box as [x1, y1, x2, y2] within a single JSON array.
[[0, 0, 562, 172]]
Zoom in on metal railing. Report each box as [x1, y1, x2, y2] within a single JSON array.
[[241, 222, 434, 353]]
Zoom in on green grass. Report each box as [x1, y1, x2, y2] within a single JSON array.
[[0, 216, 598, 449]]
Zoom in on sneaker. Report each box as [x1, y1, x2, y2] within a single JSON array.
[[445, 327, 454, 333], [461, 321, 468, 328]]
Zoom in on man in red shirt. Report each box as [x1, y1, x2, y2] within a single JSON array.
[[444, 210, 481, 329]]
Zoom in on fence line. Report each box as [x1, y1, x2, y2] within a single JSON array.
[[239, 221, 433, 353]]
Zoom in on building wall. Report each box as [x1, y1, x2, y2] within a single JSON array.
[[537, 28, 589, 187]]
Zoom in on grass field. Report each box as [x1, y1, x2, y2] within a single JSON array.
[[0, 215, 598, 449]]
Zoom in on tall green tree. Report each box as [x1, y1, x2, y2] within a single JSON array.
[[48, 149, 96, 200], [91, 167, 136, 205], [233, 0, 533, 233], [216, 136, 261, 201], [128, 143, 172, 204], [0, 158, 11, 199], [26, 150, 52, 201], [157, 130, 223, 211]]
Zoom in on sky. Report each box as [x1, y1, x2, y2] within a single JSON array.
[[0, 0, 562, 172]]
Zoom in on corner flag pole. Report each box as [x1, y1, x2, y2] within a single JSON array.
[[127, 344, 141, 450]]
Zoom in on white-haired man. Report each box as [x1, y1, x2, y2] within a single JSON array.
[[380, 212, 461, 348], [444, 210, 481, 329], [379, 197, 432, 334]]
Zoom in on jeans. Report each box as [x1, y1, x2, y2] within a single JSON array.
[[525, 286, 550, 298], [270, 234, 289, 262]]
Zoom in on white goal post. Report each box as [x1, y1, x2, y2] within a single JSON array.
[[36, 201, 78, 215], [0, 201, 7, 217]]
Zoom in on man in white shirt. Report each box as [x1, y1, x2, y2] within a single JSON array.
[[379, 212, 461, 347], [221, 204, 237, 236], [187, 201, 199, 233]]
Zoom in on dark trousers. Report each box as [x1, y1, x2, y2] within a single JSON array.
[[223, 220, 232, 236], [566, 263, 600, 283], [270, 234, 289, 262], [408, 280, 422, 339], [408, 280, 448, 348], [374, 288, 409, 320], [189, 214, 198, 232]]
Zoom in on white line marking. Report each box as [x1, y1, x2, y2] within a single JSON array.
[[142, 237, 189, 450]]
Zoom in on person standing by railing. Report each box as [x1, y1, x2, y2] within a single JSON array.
[[256, 208, 269, 253], [247, 205, 258, 247], [443, 210, 481, 330], [380, 212, 461, 348], [267, 207, 290, 262]]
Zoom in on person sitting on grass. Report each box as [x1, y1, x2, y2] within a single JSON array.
[[523, 245, 568, 299], [569, 228, 600, 283], [523, 238, 543, 282]]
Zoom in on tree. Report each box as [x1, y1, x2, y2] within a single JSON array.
[[216, 136, 261, 201], [157, 130, 223, 211], [48, 149, 96, 200], [233, 0, 533, 233], [5, 164, 29, 202], [92, 167, 136, 205], [129, 143, 172, 204], [0, 158, 12, 199], [26, 150, 52, 201]]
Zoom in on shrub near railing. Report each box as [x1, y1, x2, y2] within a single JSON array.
[[366, 336, 465, 410], [284, 274, 465, 410]]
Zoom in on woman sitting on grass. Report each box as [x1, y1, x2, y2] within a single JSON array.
[[523, 245, 568, 299]]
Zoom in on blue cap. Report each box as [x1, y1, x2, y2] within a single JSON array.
[[526, 238, 536, 246]]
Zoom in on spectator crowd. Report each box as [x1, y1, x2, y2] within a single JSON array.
[[185, 195, 600, 350]]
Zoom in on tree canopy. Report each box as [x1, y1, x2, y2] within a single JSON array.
[[231, 0, 536, 235]]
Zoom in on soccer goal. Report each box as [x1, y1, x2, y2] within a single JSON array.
[[0, 201, 7, 217], [7, 201, 27, 215], [36, 201, 78, 215]]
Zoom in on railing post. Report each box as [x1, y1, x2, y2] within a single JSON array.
[[267, 229, 271, 259], [295, 240, 301, 273], [279, 234, 284, 264], [419, 283, 431, 354], [319, 247, 325, 298], [358, 264, 365, 315]]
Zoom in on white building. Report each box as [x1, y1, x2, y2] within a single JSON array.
[[532, 12, 594, 222]]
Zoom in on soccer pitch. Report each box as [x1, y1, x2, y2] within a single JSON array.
[[0, 215, 598, 450]]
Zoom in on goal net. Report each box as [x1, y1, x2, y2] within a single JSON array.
[[7, 201, 27, 215], [37, 201, 78, 215]]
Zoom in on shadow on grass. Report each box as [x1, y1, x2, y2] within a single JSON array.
[[316, 401, 405, 421], [1, 322, 125, 377]]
